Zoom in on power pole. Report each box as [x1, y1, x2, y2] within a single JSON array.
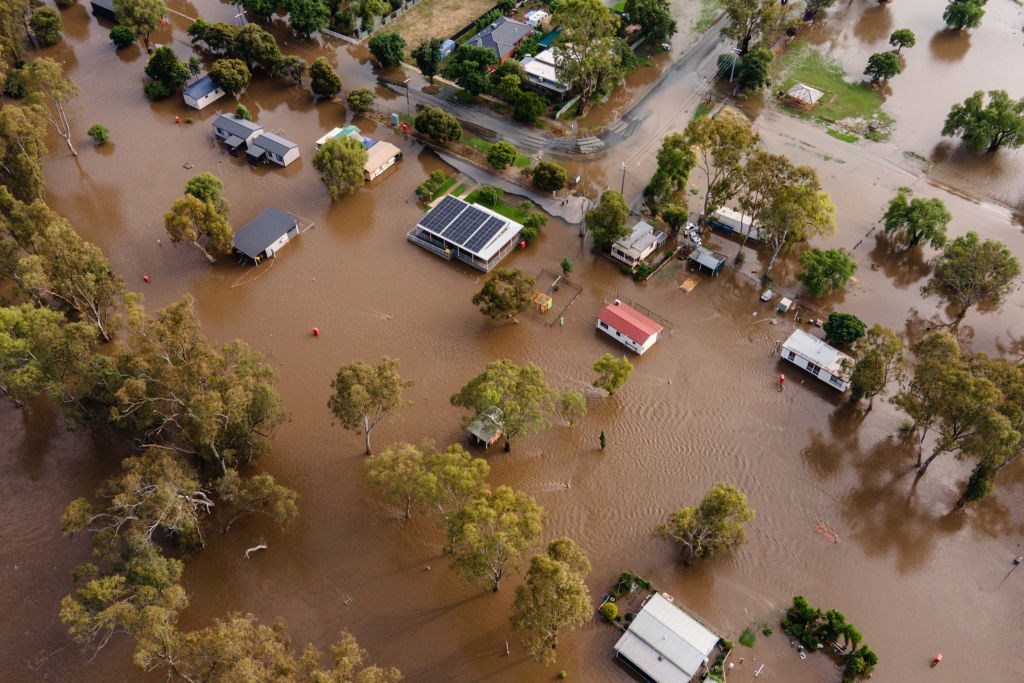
[[619, 162, 626, 194]]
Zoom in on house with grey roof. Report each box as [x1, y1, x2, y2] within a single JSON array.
[[247, 132, 300, 167], [520, 47, 569, 96], [212, 114, 263, 154], [183, 75, 226, 110], [233, 207, 299, 262], [466, 17, 533, 63], [90, 0, 115, 19]]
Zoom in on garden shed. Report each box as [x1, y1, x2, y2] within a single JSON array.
[[786, 82, 824, 110], [687, 246, 727, 276]]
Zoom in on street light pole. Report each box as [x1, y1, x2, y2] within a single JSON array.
[[403, 78, 411, 115]]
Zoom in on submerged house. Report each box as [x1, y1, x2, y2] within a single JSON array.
[[467, 412, 502, 448], [686, 246, 727, 276], [247, 132, 300, 167], [466, 17, 533, 63], [780, 329, 853, 391], [613, 592, 719, 683], [233, 207, 299, 262], [364, 141, 402, 180], [315, 124, 362, 150], [610, 221, 667, 269], [597, 300, 663, 355], [212, 114, 263, 154], [406, 195, 523, 272], [183, 75, 225, 110]]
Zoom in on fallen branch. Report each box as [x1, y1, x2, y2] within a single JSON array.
[[245, 544, 267, 559]]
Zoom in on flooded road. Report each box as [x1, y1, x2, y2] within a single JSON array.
[[4, 1, 1024, 681]]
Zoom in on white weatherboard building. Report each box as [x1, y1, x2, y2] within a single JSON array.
[[233, 207, 299, 262], [596, 300, 663, 355], [613, 593, 719, 682], [610, 221, 666, 269], [781, 329, 853, 391], [406, 195, 523, 272], [247, 132, 300, 167], [182, 75, 225, 110]]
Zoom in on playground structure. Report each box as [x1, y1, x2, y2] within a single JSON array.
[[526, 269, 583, 326], [532, 292, 553, 312]]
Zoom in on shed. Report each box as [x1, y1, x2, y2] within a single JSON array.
[[406, 194, 523, 272], [467, 412, 502, 448], [90, 0, 115, 19], [687, 246, 726, 276], [524, 9, 549, 27], [786, 82, 824, 109], [213, 114, 263, 153], [440, 38, 456, 59], [613, 593, 719, 683], [247, 132, 300, 167], [610, 221, 667, 269], [364, 141, 402, 180], [233, 207, 299, 262], [183, 75, 226, 110], [466, 17, 533, 62], [596, 299, 663, 355], [781, 329, 852, 391]]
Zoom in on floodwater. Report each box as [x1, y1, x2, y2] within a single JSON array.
[[3, 1, 1024, 681]]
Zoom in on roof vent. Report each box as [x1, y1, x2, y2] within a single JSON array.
[[613, 299, 621, 306]]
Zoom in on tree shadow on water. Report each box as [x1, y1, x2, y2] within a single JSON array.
[[866, 233, 933, 290]]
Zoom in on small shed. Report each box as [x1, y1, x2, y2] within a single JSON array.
[[524, 9, 549, 27], [364, 141, 402, 180], [467, 413, 502, 448], [786, 82, 824, 110], [233, 207, 299, 262], [247, 132, 300, 167], [613, 592, 719, 683], [597, 299, 663, 355], [183, 75, 225, 110], [687, 246, 727, 276]]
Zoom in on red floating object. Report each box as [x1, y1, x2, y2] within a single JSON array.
[[175, 116, 180, 124], [312, 327, 320, 336], [933, 654, 942, 664], [401, 123, 408, 131], [520, 240, 526, 248], [779, 374, 785, 385], [143, 275, 150, 283]]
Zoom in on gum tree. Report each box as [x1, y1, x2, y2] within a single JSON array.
[[941, 90, 1024, 153], [656, 481, 754, 565], [849, 325, 904, 411], [922, 231, 1020, 319], [327, 357, 413, 455], [881, 192, 951, 249]]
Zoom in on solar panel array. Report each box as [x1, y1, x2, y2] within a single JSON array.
[[418, 196, 511, 257]]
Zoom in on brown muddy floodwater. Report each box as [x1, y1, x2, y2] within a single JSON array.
[[4, 1, 1024, 681]]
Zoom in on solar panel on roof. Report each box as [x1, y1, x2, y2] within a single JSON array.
[[440, 204, 488, 239], [464, 216, 506, 252], [419, 195, 464, 234]]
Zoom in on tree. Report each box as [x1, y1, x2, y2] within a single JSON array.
[[592, 353, 633, 396], [274, 55, 306, 85], [216, 469, 298, 534], [113, 0, 166, 50], [232, 24, 283, 72], [110, 25, 135, 48], [184, 172, 228, 212], [188, 55, 202, 79], [797, 248, 857, 297], [208, 58, 251, 96], [891, 331, 960, 467], [520, 212, 546, 243], [367, 32, 406, 68], [87, 124, 110, 143], [656, 482, 754, 565], [510, 539, 592, 665], [450, 360, 558, 452], [586, 189, 629, 251], [448, 486, 545, 591], [346, 87, 375, 112], [804, 0, 836, 17], [312, 135, 367, 199], [365, 440, 432, 518], [242, 0, 280, 16], [943, 0, 986, 30], [421, 444, 490, 549], [822, 312, 866, 346], [415, 169, 448, 200], [496, 73, 522, 103], [327, 357, 412, 455], [684, 115, 758, 225], [0, 304, 96, 407], [476, 185, 501, 206], [881, 192, 950, 249], [722, 0, 791, 54], [21, 58, 80, 156], [757, 161, 835, 279], [849, 325, 904, 410], [29, 7, 62, 47], [661, 205, 687, 235], [737, 46, 773, 92], [309, 57, 342, 98], [532, 161, 567, 193], [559, 391, 586, 426], [922, 231, 1019, 319], [941, 90, 1024, 153], [412, 38, 442, 83], [888, 28, 915, 53], [444, 44, 497, 96], [145, 46, 189, 90], [513, 91, 547, 124], [472, 268, 536, 321], [553, 0, 628, 114], [487, 141, 518, 169], [0, 105, 48, 202], [863, 51, 901, 83], [648, 132, 695, 199], [287, 0, 328, 36], [234, 103, 252, 121], [560, 257, 574, 276], [625, 0, 676, 44], [414, 105, 462, 142], [164, 195, 232, 263]]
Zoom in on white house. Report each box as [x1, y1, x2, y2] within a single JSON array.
[[596, 300, 663, 355], [610, 221, 667, 269], [212, 114, 262, 153], [613, 592, 720, 683], [363, 141, 402, 180], [233, 207, 299, 262], [315, 124, 362, 150], [520, 48, 569, 96], [182, 75, 225, 110], [524, 9, 549, 27], [247, 132, 300, 167], [780, 329, 853, 391]]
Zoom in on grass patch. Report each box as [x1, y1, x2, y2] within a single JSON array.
[[826, 129, 858, 143], [693, 101, 714, 120], [465, 137, 533, 166], [694, 0, 723, 33], [775, 40, 892, 125], [452, 183, 468, 196], [739, 627, 757, 648], [612, 1, 625, 11], [465, 189, 532, 223], [513, 153, 532, 167], [387, 0, 494, 54], [431, 176, 458, 201], [398, 113, 415, 125]]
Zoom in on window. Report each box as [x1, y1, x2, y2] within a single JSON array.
[[787, 351, 796, 361], [829, 375, 844, 387], [806, 362, 821, 376], [599, 321, 608, 329]]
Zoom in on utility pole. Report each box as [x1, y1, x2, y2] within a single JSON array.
[[619, 162, 627, 194], [403, 78, 411, 116]]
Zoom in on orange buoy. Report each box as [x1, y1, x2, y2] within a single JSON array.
[[143, 275, 150, 283], [175, 116, 180, 124], [779, 374, 785, 385], [312, 327, 320, 336], [933, 654, 942, 664], [520, 240, 526, 248]]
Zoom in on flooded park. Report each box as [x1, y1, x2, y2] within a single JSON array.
[[2, 0, 1024, 681]]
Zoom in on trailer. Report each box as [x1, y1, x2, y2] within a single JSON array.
[[707, 207, 763, 242]]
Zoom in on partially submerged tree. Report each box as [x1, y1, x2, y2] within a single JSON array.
[[20, 58, 80, 156], [309, 57, 342, 98], [721, 0, 793, 54], [656, 481, 754, 565], [943, 0, 986, 30], [164, 194, 233, 263], [592, 353, 633, 396], [29, 6, 63, 47], [624, 0, 677, 44], [312, 135, 368, 199], [421, 444, 490, 550], [797, 248, 857, 297], [648, 132, 696, 200], [451, 360, 557, 452], [863, 51, 901, 83], [822, 312, 866, 346], [921, 231, 1019, 319], [849, 325, 904, 410], [365, 440, 432, 519], [346, 87, 375, 112], [941, 90, 1024, 153], [552, 0, 628, 114], [586, 189, 630, 251], [113, 0, 166, 50], [216, 469, 298, 534], [737, 46, 773, 93], [757, 161, 836, 280], [367, 32, 406, 68], [559, 391, 586, 426], [472, 268, 536, 322], [327, 357, 412, 455], [881, 192, 951, 249], [208, 58, 251, 97], [683, 115, 759, 222], [888, 28, 915, 53]]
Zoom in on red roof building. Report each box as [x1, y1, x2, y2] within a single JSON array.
[[596, 300, 664, 355]]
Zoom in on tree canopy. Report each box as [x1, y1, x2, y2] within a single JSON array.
[[737, 47, 773, 92], [414, 105, 462, 142], [532, 161, 567, 193], [312, 135, 368, 199], [797, 248, 857, 297], [553, 0, 628, 114], [888, 28, 915, 53], [164, 194, 233, 263], [943, 0, 986, 30], [850, 325, 904, 410], [721, 0, 793, 55], [648, 132, 696, 200], [208, 58, 251, 96], [864, 51, 901, 83], [624, 0, 677, 44], [586, 189, 630, 252], [29, 7, 63, 47], [368, 32, 406, 68], [656, 482, 754, 565], [113, 0, 166, 49], [592, 353, 633, 396], [684, 115, 758, 222], [309, 57, 342, 98], [346, 87, 375, 112], [487, 141, 518, 169], [881, 192, 951, 249], [941, 89, 1024, 152], [412, 38, 442, 83], [327, 357, 412, 455], [472, 268, 536, 321], [443, 44, 497, 96], [922, 231, 1019, 319], [822, 312, 866, 346]]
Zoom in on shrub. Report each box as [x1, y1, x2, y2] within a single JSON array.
[[719, 639, 734, 652], [346, 87, 376, 112], [478, 185, 502, 206], [110, 25, 136, 48], [235, 104, 252, 120], [143, 81, 172, 100], [415, 170, 448, 201], [87, 124, 110, 143], [487, 141, 518, 169], [624, 613, 634, 622], [600, 602, 618, 621], [513, 90, 546, 123], [558, 672, 567, 680], [739, 627, 756, 648], [414, 106, 462, 142], [632, 264, 653, 281], [4, 73, 26, 98], [29, 7, 63, 47], [762, 625, 773, 636], [531, 160, 567, 192], [185, 117, 193, 123]]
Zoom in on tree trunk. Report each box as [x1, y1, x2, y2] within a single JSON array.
[[63, 134, 78, 157], [364, 429, 372, 455], [866, 394, 874, 412], [193, 241, 217, 264], [916, 450, 942, 478], [764, 242, 783, 280], [504, 435, 511, 452], [915, 428, 926, 467], [222, 509, 246, 534], [739, 32, 751, 55]]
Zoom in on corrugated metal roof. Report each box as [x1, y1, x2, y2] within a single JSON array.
[[598, 301, 663, 346], [467, 17, 533, 58], [782, 329, 852, 378], [688, 246, 726, 272], [233, 207, 297, 259], [213, 114, 262, 139], [613, 593, 718, 682], [364, 141, 401, 172], [183, 75, 220, 100], [251, 131, 297, 157]]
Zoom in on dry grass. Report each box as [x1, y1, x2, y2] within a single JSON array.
[[386, 0, 495, 55]]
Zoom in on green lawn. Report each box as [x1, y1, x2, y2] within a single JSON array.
[[452, 183, 468, 196], [694, 0, 723, 33], [775, 41, 893, 125], [826, 129, 858, 143], [431, 177, 457, 201], [693, 101, 714, 120], [465, 189, 532, 223], [612, 1, 626, 11], [464, 138, 532, 166]]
